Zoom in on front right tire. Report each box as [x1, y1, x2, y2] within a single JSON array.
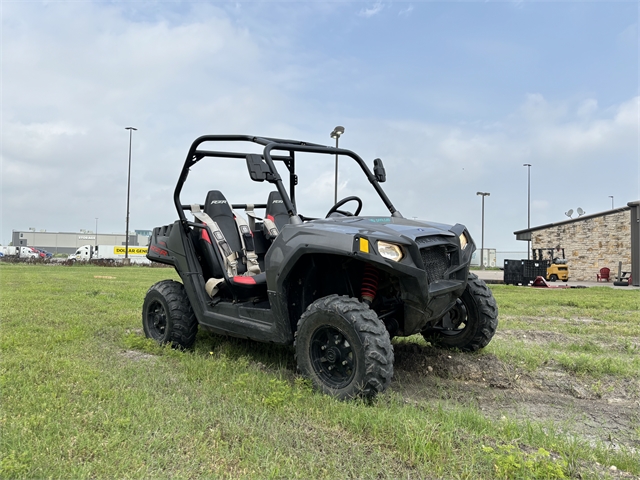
[[295, 295, 393, 400], [422, 274, 498, 352], [142, 280, 198, 349]]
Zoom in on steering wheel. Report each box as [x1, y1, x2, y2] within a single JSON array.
[[326, 196, 363, 218]]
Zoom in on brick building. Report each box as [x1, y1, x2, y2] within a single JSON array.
[[513, 201, 639, 284]]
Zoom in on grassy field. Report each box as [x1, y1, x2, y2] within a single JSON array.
[[1, 264, 638, 479]]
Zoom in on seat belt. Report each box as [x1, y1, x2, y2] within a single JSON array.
[[232, 210, 261, 275], [243, 208, 278, 240], [190, 204, 239, 277], [244, 204, 258, 231], [262, 215, 279, 240], [205, 278, 225, 298]]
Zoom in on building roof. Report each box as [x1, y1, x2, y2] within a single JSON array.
[[513, 202, 637, 241]]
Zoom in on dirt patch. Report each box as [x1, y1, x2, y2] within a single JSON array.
[[120, 349, 156, 362], [497, 329, 640, 354], [497, 329, 570, 346], [391, 341, 640, 456]]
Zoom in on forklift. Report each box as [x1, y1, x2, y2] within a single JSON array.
[[533, 247, 569, 282]]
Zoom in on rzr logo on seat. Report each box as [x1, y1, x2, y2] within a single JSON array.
[[273, 200, 283, 203], [150, 244, 168, 256], [210, 200, 227, 204]]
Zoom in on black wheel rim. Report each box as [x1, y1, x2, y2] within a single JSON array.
[[146, 300, 167, 340], [440, 299, 468, 337], [310, 325, 356, 389]]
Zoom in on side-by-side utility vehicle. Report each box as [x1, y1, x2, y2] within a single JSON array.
[[143, 135, 498, 399]]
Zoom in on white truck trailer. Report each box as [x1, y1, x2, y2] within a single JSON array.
[[68, 245, 150, 264], [471, 248, 497, 268], [0, 246, 40, 259]]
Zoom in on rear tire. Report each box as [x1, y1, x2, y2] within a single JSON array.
[[549, 274, 558, 282], [142, 280, 198, 349], [422, 274, 498, 352], [295, 295, 393, 400]]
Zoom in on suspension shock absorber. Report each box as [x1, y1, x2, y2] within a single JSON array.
[[361, 263, 379, 305]]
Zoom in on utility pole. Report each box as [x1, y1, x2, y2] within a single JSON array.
[[125, 127, 137, 261], [523, 164, 531, 259], [476, 192, 490, 269]]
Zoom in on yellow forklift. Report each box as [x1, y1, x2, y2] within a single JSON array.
[[534, 247, 569, 282]]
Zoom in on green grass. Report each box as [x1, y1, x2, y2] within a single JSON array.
[[1, 264, 638, 478], [491, 284, 639, 323], [487, 285, 640, 378]]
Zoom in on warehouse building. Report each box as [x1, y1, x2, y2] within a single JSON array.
[[514, 201, 639, 285], [10, 229, 151, 255]]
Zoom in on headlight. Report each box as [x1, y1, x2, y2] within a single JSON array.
[[378, 241, 403, 262], [459, 232, 469, 250]]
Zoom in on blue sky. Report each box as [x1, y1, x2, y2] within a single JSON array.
[[1, 0, 638, 252]]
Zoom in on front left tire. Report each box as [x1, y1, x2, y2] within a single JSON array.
[[295, 295, 393, 400]]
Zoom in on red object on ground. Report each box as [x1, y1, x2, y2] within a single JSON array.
[[531, 276, 569, 288]]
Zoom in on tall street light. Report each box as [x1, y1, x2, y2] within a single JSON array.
[[125, 127, 137, 260], [609, 195, 614, 209], [523, 163, 531, 260], [476, 192, 490, 270], [330, 126, 344, 204]]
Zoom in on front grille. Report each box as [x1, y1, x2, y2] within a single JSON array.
[[420, 246, 450, 283]]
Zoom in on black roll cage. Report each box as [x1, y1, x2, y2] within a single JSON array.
[[174, 134, 402, 231]]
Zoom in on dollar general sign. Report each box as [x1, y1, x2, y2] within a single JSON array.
[[113, 247, 148, 255]]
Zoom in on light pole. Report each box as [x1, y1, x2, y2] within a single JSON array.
[[95, 218, 98, 248], [330, 126, 344, 204], [609, 195, 614, 209], [125, 127, 137, 260], [476, 192, 490, 269], [523, 163, 531, 260]]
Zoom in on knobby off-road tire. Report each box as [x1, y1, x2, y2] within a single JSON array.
[[295, 295, 394, 400], [142, 280, 198, 349], [422, 273, 498, 352]]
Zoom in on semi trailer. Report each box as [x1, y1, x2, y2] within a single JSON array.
[[0, 246, 41, 259], [68, 245, 150, 264]]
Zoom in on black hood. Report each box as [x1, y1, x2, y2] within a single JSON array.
[[307, 216, 460, 245]]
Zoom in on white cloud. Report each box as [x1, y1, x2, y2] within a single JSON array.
[[523, 96, 638, 163], [617, 22, 637, 48], [399, 5, 414, 16], [359, 2, 384, 18], [576, 99, 598, 117]]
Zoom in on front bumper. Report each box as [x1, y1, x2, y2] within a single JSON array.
[[380, 230, 474, 335]]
